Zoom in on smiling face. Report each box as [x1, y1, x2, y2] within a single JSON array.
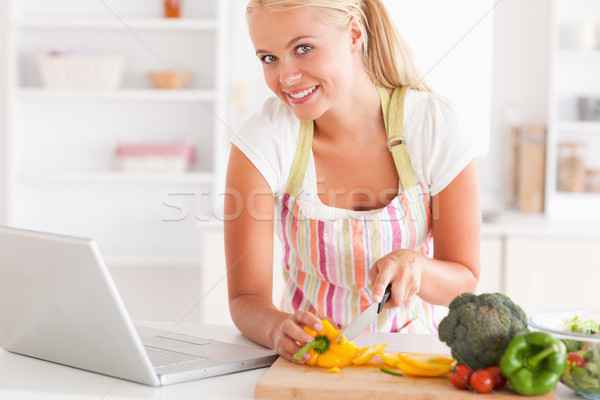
[[247, 6, 364, 121]]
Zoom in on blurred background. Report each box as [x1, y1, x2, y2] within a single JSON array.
[[0, 0, 598, 325]]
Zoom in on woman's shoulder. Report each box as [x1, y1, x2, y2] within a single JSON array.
[[403, 88, 476, 196], [405, 88, 457, 119], [230, 97, 300, 196]]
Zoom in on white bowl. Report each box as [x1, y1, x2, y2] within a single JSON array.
[[529, 310, 600, 400]]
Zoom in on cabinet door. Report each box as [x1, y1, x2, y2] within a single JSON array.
[[504, 236, 600, 315], [476, 235, 504, 294]]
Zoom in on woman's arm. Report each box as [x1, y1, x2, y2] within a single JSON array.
[[370, 160, 481, 307], [224, 145, 321, 361]]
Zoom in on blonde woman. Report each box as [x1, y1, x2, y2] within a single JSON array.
[[225, 0, 481, 363]]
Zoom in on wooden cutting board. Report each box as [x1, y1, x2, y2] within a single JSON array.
[[255, 357, 558, 400]]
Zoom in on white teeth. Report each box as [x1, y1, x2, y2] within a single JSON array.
[[289, 86, 316, 99]]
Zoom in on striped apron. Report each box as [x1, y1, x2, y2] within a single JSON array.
[[277, 87, 446, 334]]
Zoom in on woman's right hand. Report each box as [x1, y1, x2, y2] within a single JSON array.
[[271, 311, 323, 363]]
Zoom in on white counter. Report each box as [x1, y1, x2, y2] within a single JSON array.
[[0, 322, 579, 399]]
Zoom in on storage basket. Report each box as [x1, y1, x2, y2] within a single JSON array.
[[36, 52, 126, 90], [115, 143, 196, 173]]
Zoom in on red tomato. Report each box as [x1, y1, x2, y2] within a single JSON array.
[[567, 352, 586, 368], [449, 365, 473, 390], [470, 369, 495, 394], [485, 366, 507, 389]]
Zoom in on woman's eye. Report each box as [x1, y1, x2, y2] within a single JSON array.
[[296, 45, 312, 54], [261, 55, 277, 64]]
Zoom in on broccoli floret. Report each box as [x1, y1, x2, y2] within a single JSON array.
[[438, 292, 528, 370]]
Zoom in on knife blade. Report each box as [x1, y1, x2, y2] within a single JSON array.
[[335, 285, 392, 344]]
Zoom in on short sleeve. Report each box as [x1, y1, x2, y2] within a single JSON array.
[[406, 91, 477, 196], [229, 97, 299, 197]]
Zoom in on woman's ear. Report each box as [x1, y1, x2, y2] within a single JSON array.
[[349, 16, 364, 54]]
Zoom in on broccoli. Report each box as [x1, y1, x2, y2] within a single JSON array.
[[438, 292, 528, 370]]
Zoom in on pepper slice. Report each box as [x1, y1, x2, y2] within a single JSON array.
[[500, 331, 567, 396], [395, 360, 453, 377], [352, 343, 387, 365], [293, 320, 360, 368]]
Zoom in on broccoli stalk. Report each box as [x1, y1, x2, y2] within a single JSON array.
[[438, 292, 528, 371]]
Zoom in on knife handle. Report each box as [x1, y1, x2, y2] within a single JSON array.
[[377, 285, 392, 313]]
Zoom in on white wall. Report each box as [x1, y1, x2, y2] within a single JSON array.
[[479, 0, 552, 215], [0, 2, 8, 225]]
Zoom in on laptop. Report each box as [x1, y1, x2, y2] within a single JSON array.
[[0, 226, 278, 386]]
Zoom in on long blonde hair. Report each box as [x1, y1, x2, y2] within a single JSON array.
[[246, 0, 431, 92]]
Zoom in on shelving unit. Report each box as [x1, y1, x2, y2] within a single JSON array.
[[546, 0, 600, 219], [3, 1, 230, 321]]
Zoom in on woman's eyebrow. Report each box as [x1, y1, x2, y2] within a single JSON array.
[[255, 35, 317, 55]]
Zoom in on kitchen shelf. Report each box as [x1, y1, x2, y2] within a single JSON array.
[[4, 0, 229, 263], [545, 0, 600, 220], [556, 120, 600, 134], [17, 88, 217, 102], [12, 18, 218, 31], [14, 170, 215, 184], [556, 49, 600, 61]]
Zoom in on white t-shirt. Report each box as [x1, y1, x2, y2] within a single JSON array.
[[230, 89, 477, 221]]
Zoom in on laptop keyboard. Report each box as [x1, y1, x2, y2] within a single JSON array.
[[145, 346, 207, 369]]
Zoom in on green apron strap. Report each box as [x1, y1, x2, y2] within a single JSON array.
[[284, 120, 314, 197], [386, 87, 416, 190]]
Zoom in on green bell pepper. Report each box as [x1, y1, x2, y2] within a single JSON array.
[[500, 331, 567, 396]]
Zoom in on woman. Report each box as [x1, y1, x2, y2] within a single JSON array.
[[224, 0, 481, 364]]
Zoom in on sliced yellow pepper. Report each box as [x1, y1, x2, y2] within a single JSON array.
[[293, 320, 359, 368], [396, 353, 454, 370], [352, 343, 387, 365], [376, 352, 455, 376], [380, 351, 401, 367], [395, 359, 453, 377]]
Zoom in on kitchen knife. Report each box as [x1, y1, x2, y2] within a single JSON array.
[[335, 285, 392, 344]]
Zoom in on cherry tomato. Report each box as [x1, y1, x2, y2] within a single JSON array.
[[449, 364, 473, 390], [470, 369, 495, 394], [485, 366, 507, 389], [567, 352, 586, 368]]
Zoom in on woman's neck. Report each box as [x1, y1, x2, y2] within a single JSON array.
[[314, 75, 383, 144]]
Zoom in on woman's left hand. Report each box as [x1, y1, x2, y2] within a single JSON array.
[[368, 249, 425, 307]]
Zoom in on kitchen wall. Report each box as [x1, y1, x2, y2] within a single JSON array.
[[0, 7, 7, 224], [482, 0, 552, 214]]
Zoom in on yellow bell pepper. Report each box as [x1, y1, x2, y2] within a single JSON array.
[[393, 353, 454, 377], [293, 320, 360, 368], [352, 343, 387, 365]]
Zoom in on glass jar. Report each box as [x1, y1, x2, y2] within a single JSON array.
[[557, 142, 586, 192], [164, 0, 181, 18], [586, 169, 600, 193]]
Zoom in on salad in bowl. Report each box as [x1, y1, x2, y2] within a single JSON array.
[[529, 310, 600, 400]]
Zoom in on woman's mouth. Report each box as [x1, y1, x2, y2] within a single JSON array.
[[286, 86, 318, 104]]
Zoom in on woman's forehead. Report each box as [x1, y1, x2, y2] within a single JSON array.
[[248, 6, 338, 49]]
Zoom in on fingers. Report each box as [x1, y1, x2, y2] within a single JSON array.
[[273, 311, 322, 364], [369, 262, 390, 304], [369, 250, 424, 307]]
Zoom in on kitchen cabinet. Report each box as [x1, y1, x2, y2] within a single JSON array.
[[504, 235, 600, 316], [476, 235, 504, 294], [546, 0, 600, 219]]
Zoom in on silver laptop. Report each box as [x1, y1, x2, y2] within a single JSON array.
[[0, 226, 277, 386]]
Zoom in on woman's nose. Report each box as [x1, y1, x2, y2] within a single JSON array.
[[279, 59, 301, 86]]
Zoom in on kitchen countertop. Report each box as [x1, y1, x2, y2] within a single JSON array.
[[0, 321, 579, 399], [482, 210, 600, 238]]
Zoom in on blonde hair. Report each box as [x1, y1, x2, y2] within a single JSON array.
[[246, 0, 431, 92]]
